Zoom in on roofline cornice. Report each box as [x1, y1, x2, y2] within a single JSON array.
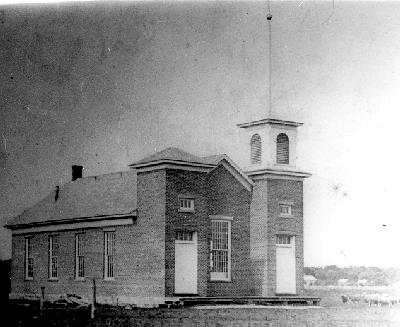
[[5, 211, 137, 230], [246, 168, 311, 180], [131, 156, 254, 191], [237, 118, 303, 128], [129, 159, 216, 170]]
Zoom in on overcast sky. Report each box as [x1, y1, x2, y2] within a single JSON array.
[[0, 0, 399, 268]]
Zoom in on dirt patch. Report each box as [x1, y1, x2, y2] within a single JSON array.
[[6, 288, 400, 327]]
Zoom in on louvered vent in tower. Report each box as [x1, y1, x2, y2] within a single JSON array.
[[276, 133, 289, 164], [250, 134, 262, 164]]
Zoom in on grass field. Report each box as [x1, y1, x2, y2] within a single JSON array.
[[5, 287, 400, 326]]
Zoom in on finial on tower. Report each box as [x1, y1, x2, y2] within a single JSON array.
[[266, 2, 272, 117]]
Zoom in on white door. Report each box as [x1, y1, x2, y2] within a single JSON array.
[[276, 235, 296, 294], [174, 231, 197, 294]]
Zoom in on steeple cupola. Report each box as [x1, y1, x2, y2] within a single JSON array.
[[237, 118, 309, 178]]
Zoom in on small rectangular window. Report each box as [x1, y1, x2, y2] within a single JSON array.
[[75, 234, 85, 279], [175, 231, 194, 241], [104, 231, 115, 279], [279, 204, 292, 217], [179, 197, 195, 212], [25, 238, 33, 280], [276, 235, 293, 245], [49, 235, 59, 279]]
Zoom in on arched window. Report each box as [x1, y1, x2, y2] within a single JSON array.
[[276, 133, 289, 164], [250, 134, 262, 164]]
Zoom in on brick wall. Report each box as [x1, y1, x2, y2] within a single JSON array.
[[10, 169, 167, 306], [249, 180, 270, 296], [9, 165, 306, 303], [165, 169, 208, 297], [207, 165, 253, 297], [164, 165, 253, 298], [266, 178, 304, 296], [249, 177, 304, 296]]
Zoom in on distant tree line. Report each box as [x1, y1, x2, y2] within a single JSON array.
[[304, 265, 400, 286]]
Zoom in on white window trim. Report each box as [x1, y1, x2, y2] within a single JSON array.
[[24, 238, 33, 280], [279, 203, 293, 218], [210, 219, 231, 282], [49, 235, 59, 280], [175, 230, 196, 243], [75, 234, 85, 280], [104, 231, 116, 280], [178, 196, 195, 213], [276, 234, 295, 248], [209, 215, 233, 221]]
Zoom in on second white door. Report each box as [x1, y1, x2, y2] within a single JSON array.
[[276, 235, 296, 294], [174, 231, 197, 294]]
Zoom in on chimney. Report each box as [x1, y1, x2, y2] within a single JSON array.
[[72, 165, 83, 181], [55, 185, 59, 201]]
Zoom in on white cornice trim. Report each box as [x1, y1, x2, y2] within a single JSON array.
[[11, 217, 135, 235], [135, 163, 212, 173], [237, 118, 303, 128], [6, 211, 137, 230], [209, 215, 233, 221], [129, 159, 215, 170], [247, 168, 311, 180]]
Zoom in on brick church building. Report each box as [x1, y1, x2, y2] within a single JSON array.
[[6, 118, 310, 306]]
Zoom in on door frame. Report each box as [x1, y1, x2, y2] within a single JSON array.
[[275, 235, 296, 295], [174, 231, 198, 295]]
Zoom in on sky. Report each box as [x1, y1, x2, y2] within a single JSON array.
[[0, 0, 399, 268]]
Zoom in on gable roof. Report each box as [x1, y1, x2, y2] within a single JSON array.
[[201, 154, 225, 165], [6, 170, 137, 228], [207, 154, 254, 191], [129, 147, 214, 168], [130, 147, 253, 190], [7, 147, 253, 229]]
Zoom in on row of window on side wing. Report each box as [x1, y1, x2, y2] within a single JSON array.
[[24, 232, 116, 281]]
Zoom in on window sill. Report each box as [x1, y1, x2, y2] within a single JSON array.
[[178, 209, 195, 213], [24, 278, 33, 281], [48, 278, 59, 282], [209, 279, 232, 283], [75, 278, 86, 282], [279, 215, 294, 219], [104, 277, 115, 281], [275, 293, 298, 296], [173, 293, 198, 297]]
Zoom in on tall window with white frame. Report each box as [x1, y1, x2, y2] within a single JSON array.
[[25, 237, 33, 280], [75, 234, 85, 280], [49, 235, 59, 280], [104, 231, 115, 280], [210, 219, 231, 281]]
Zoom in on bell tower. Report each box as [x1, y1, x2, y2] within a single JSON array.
[[237, 3, 311, 297], [238, 117, 311, 296]]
